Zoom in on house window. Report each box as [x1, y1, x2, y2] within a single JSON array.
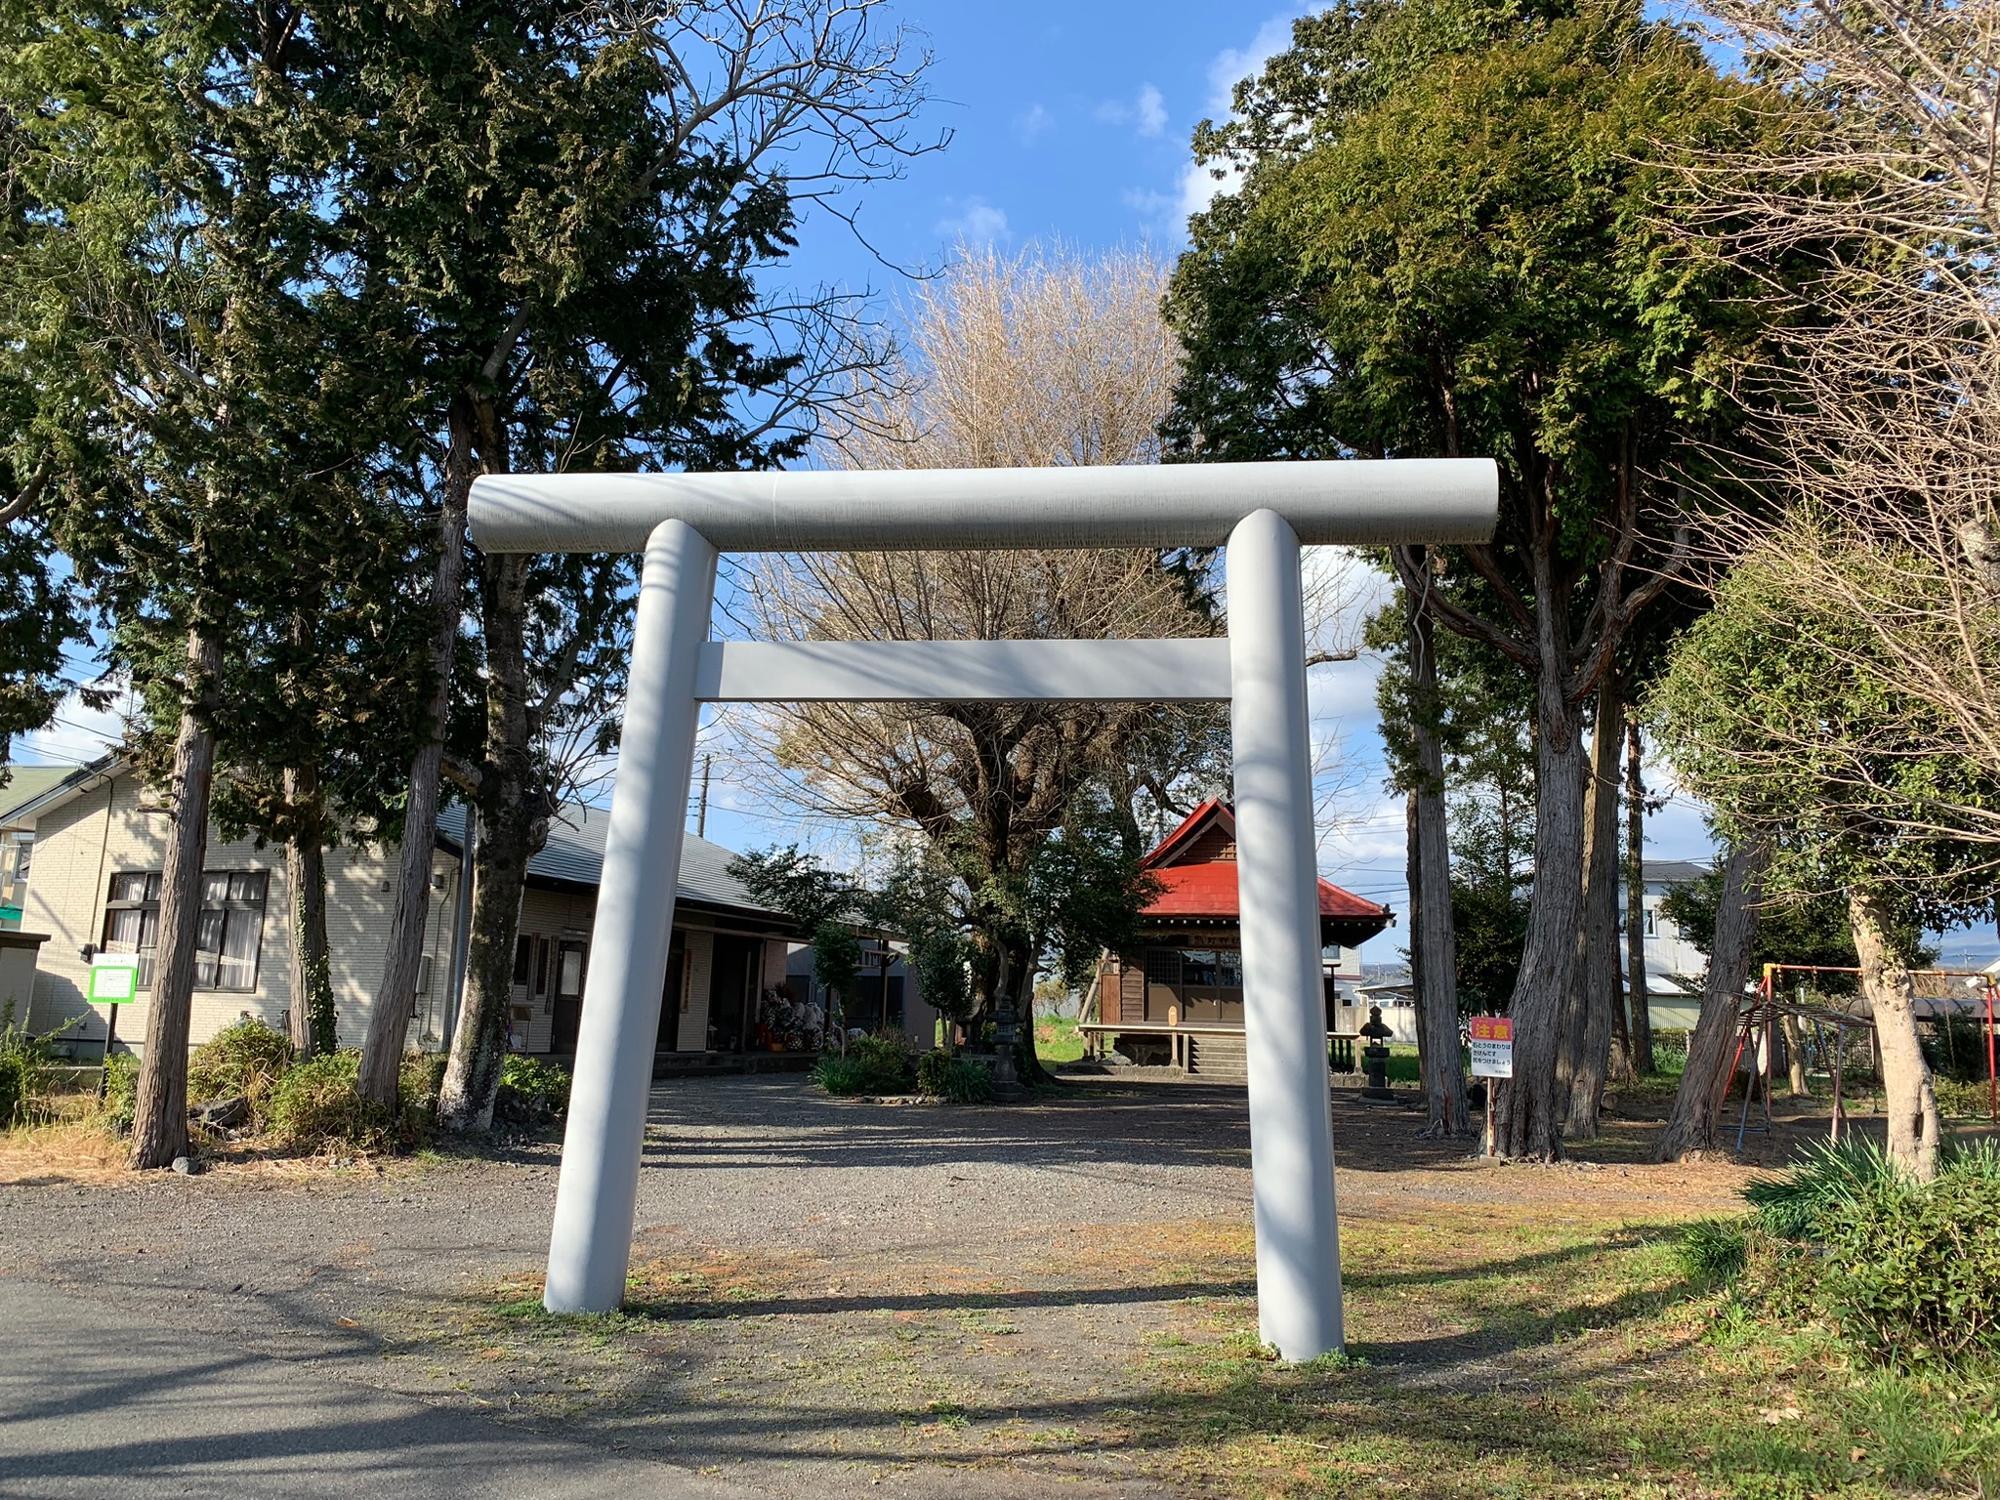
[[1643, 908, 1657, 937], [513, 934, 533, 985], [1144, 947, 1182, 986], [102, 870, 268, 991]]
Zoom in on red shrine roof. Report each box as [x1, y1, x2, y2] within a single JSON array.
[[1138, 799, 1390, 925]]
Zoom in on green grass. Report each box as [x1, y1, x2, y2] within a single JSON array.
[[1033, 1013, 1087, 1065], [1132, 1212, 2000, 1498]]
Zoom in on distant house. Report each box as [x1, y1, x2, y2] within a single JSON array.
[[0, 764, 72, 929], [1, 756, 800, 1066], [1085, 799, 1392, 1076], [1620, 858, 1714, 1030], [784, 934, 939, 1050]]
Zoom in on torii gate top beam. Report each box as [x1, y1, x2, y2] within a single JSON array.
[[468, 458, 1498, 554]]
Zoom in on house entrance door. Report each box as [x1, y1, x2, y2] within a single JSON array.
[[550, 940, 588, 1053], [652, 932, 688, 1052], [707, 935, 760, 1052]]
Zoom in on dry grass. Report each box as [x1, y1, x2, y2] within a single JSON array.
[[0, 1117, 132, 1185]]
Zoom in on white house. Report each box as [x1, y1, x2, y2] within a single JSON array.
[[1, 756, 802, 1066], [1620, 858, 1712, 1030]]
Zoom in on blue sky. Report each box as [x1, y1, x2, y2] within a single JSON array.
[[19, 0, 1992, 967], [690, 0, 1735, 964]]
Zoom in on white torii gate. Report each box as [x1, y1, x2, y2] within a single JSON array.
[[468, 459, 1496, 1361]]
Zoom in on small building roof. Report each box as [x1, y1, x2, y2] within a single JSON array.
[[1138, 799, 1391, 938], [1639, 859, 1711, 885], [434, 801, 790, 927], [0, 758, 118, 831]]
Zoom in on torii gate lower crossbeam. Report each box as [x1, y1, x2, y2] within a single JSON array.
[[468, 459, 1497, 1361]]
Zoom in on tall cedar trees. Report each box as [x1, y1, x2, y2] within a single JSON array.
[[731, 246, 1231, 1080], [0, 105, 87, 772], [2, 4, 420, 1163], [333, 1, 936, 1123], [1165, 0, 1769, 1158], [1650, 549, 1997, 1177], [1373, 574, 1540, 1126]]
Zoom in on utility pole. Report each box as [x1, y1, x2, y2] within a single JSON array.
[[696, 752, 712, 836]]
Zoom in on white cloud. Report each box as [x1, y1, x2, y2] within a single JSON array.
[[11, 678, 130, 766], [1203, 11, 1302, 117], [1096, 83, 1168, 139], [1012, 102, 1052, 145], [1174, 7, 1310, 224], [932, 196, 1010, 246]]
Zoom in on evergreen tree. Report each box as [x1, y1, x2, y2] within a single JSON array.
[[1165, 0, 1773, 1158], [2, 2, 418, 1163], [316, 1, 936, 1124]]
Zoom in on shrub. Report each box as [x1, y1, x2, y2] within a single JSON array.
[[187, 1019, 293, 1124], [268, 1051, 398, 1153], [1650, 1030, 1690, 1078], [915, 1050, 993, 1104], [0, 1002, 59, 1127], [1676, 1217, 1749, 1284], [813, 1034, 915, 1097], [811, 1055, 871, 1096], [1733, 1138, 2000, 1365], [1817, 1157, 2000, 1363], [401, 1054, 447, 1121], [1945, 1137, 2000, 1185], [1745, 1137, 1902, 1239], [1922, 1014, 1992, 1085], [1935, 1075, 1994, 1119], [99, 1052, 137, 1133], [496, 1055, 571, 1127]]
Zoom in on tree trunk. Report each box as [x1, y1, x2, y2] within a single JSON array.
[[359, 405, 473, 1107], [439, 553, 537, 1133], [282, 761, 336, 1059], [1849, 886, 1942, 1181], [1406, 596, 1470, 1137], [130, 626, 222, 1169], [1563, 677, 1624, 1137], [1657, 842, 1767, 1161], [1779, 1012, 1808, 1096], [1488, 556, 1586, 1161], [1011, 949, 1052, 1088], [1623, 720, 1654, 1075]]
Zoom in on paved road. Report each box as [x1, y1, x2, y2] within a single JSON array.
[[0, 1280, 767, 1499]]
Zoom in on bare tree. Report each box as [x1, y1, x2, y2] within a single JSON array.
[[1656, 0, 2000, 1174], [724, 246, 1366, 1072], [1670, 0, 2000, 848]]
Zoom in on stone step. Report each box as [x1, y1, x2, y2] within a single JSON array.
[[1188, 1033, 1248, 1083]]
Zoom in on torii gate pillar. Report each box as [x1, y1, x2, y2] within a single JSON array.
[[1227, 508, 1343, 1355]]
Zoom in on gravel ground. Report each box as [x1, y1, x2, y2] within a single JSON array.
[[0, 1074, 1769, 1498]]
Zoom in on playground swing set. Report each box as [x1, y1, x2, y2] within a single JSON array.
[[1711, 962, 2000, 1153]]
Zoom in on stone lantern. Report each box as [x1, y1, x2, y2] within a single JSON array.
[[1359, 1004, 1396, 1103]]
